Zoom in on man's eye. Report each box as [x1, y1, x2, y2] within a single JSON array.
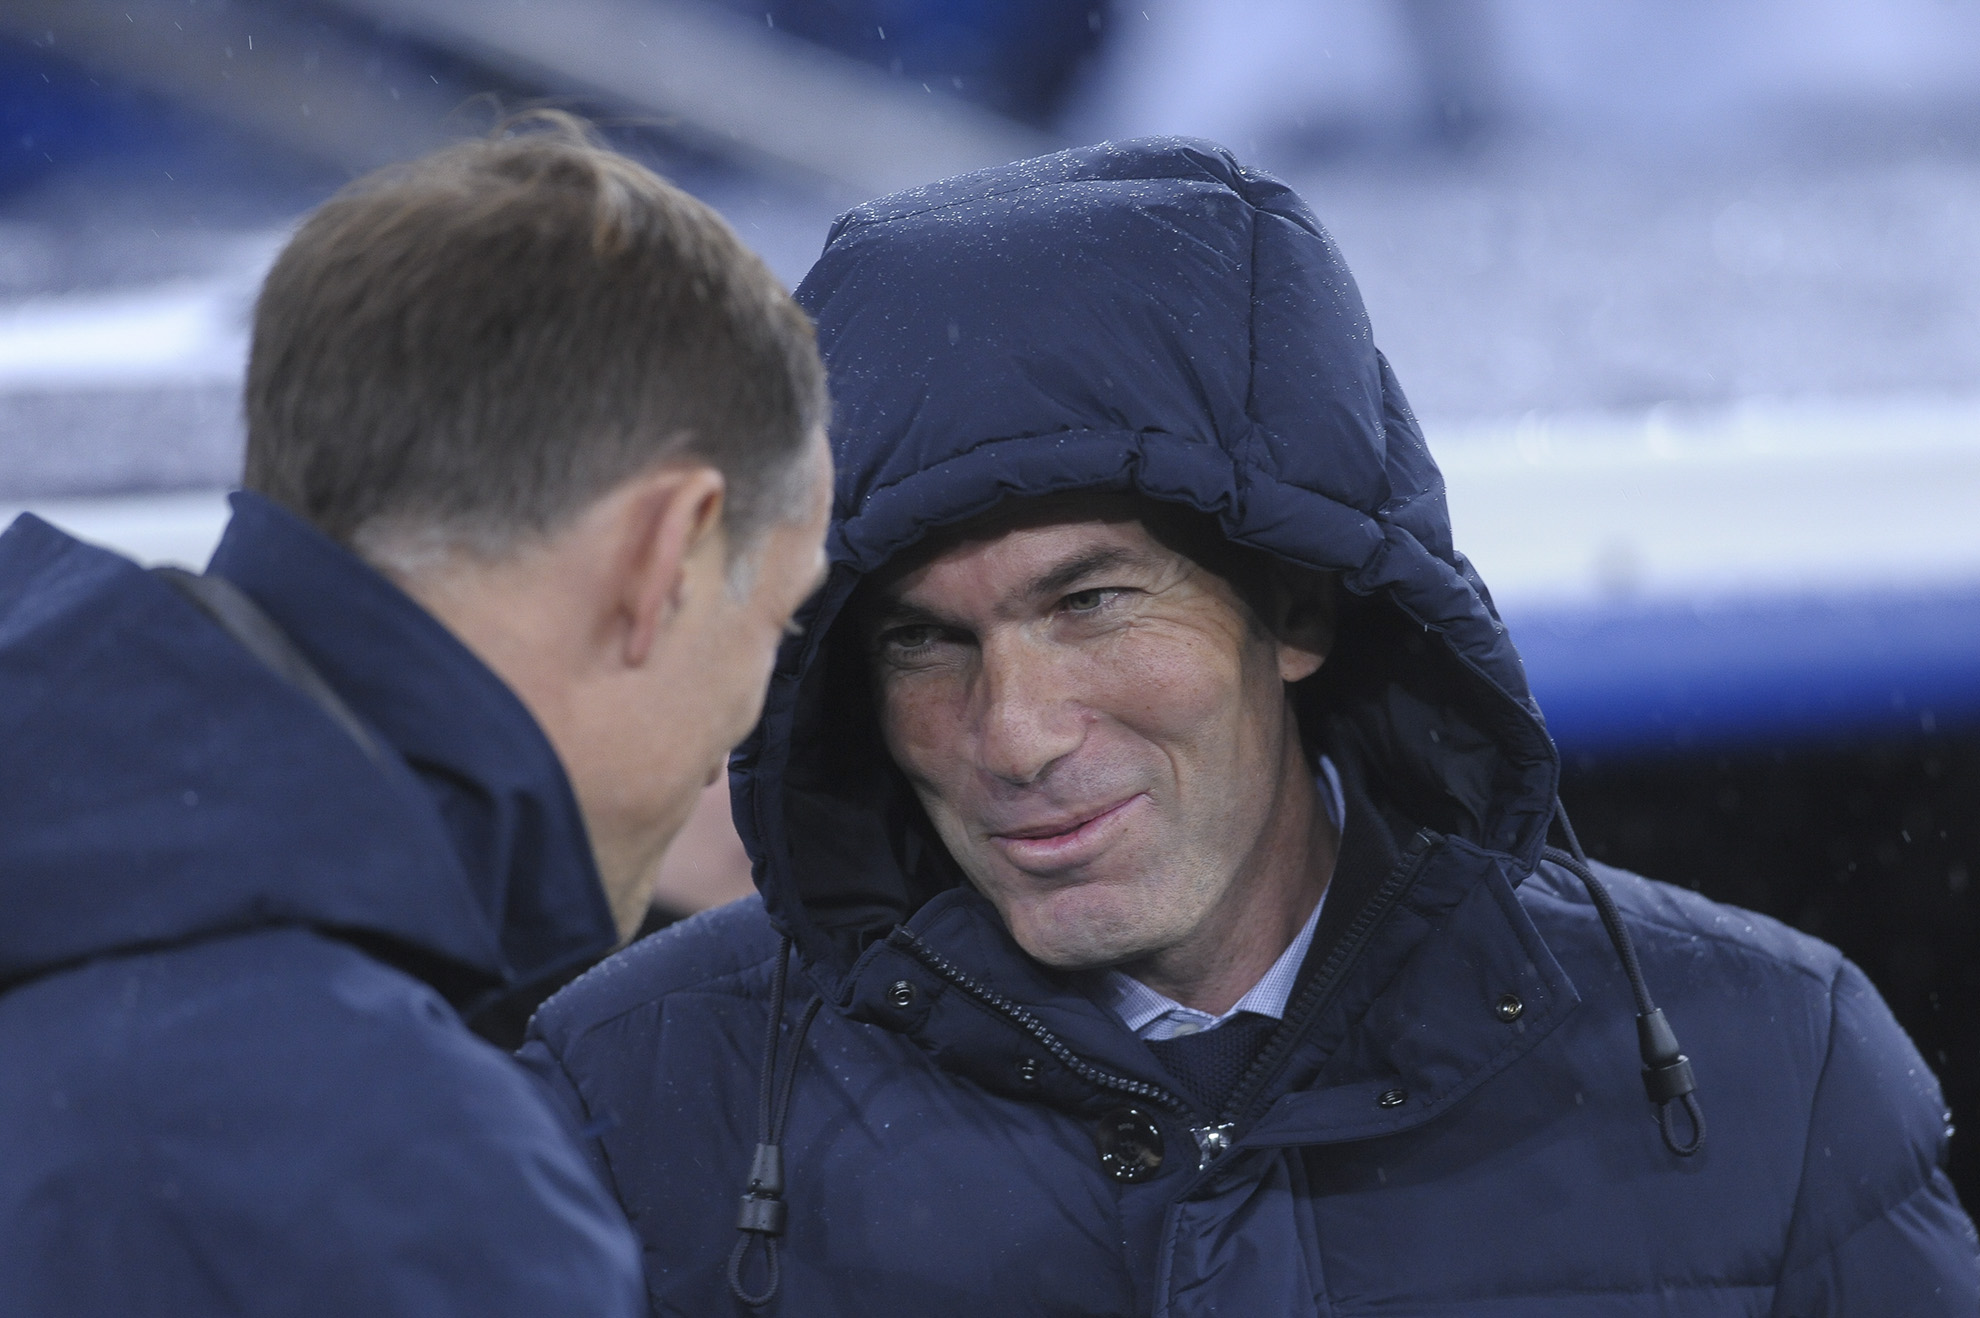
[[1062, 588, 1115, 614], [880, 624, 938, 652]]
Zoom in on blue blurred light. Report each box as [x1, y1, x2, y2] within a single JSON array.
[[1511, 588, 1980, 754], [0, 37, 185, 196]]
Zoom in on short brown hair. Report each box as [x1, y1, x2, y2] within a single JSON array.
[[244, 113, 826, 561]]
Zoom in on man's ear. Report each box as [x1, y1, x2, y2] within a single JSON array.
[[619, 464, 728, 668], [1268, 566, 1337, 684]]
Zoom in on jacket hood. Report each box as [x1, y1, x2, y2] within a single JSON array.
[[0, 496, 618, 998], [735, 138, 1558, 990]]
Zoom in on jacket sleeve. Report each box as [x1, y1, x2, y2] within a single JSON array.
[[3, 953, 650, 1318], [1769, 959, 1980, 1315]]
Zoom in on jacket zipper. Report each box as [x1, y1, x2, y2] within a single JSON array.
[[890, 929, 1194, 1116], [889, 826, 1436, 1135], [1215, 828, 1438, 1130]]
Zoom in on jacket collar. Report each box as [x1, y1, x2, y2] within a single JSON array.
[[207, 492, 620, 998]]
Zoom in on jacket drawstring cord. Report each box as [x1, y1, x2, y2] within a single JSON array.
[[728, 935, 824, 1308], [1546, 804, 1706, 1157]]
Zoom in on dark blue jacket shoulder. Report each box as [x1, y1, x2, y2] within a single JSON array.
[[0, 502, 638, 1316], [534, 898, 783, 1047]]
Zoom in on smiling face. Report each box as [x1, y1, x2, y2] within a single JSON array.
[[863, 500, 1335, 984]]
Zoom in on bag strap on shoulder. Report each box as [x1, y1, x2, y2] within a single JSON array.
[[152, 566, 390, 768]]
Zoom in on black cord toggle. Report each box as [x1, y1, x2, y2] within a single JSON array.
[[729, 937, 823, 1308], [1636, 1008, 1696, 1105], [1546, 805, 1706, 1159], [736, 1143, 788, 1235]]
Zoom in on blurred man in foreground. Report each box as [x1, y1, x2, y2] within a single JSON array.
[[525, 139, 1976, 1315], [0, 118, 830, 1316]]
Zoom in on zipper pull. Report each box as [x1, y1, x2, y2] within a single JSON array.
[[1191, 1122, 1236, 1169]]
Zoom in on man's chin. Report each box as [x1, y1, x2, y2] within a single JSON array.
[[1001, 884, 1187, 971]]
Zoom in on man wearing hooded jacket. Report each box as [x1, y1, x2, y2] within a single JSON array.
[[522, 138, 1979, 1315]]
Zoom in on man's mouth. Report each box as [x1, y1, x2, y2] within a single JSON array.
[[988, 795, 1145, 870]]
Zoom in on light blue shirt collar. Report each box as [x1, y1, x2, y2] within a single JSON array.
[[1101, 756, 1344, 1042]]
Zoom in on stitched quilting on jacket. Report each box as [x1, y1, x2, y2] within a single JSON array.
[[522, 138, 1980, 1316]]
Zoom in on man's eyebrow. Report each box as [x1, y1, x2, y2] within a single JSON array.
[[1025, 546, 1150, 600], [864, 597, 948, 632], [865, 544, 1159, 632]]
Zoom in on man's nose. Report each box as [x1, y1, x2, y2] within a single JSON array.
[[974, 637, 1083, 787]]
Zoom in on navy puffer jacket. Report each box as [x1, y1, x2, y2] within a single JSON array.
[[0, 495, 642, 1315], [522, 139, 1978, 1315]]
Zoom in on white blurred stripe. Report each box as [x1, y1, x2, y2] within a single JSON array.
[[5, 396, 1978, 602], [0, 281, 249, 389], [2, 490, 232, 569], [1434, 395, 1980, 611]]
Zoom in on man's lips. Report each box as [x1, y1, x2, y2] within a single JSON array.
[[987, 795, 1145, 869]]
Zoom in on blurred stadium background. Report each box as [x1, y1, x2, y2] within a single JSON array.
[[4, 0, 1977, 1198]]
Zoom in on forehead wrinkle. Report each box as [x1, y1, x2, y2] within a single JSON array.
[[1021, 545, 1150, 602]]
